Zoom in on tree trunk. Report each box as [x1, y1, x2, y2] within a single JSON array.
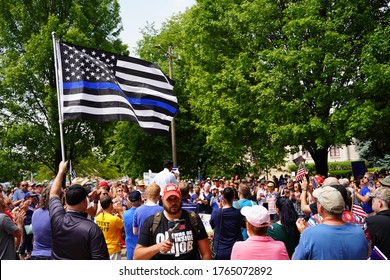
[[310, 146, 329, 177]]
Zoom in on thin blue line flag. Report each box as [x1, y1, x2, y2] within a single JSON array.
[[57, 41, 178, 135]]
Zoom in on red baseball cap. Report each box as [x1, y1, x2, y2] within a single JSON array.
[[163, 183, 181, 200], [315, 175, 324, 185], [99, 181, 109, 188]]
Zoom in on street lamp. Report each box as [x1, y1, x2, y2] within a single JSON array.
[[155, 45, 177, 167]]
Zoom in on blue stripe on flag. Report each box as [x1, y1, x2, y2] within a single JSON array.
[[63, 81, 123, 92], [127, 98, 178, 114]]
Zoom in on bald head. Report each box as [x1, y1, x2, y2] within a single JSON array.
[[339, 178, 349, 187], [322, 177, 340, 187]]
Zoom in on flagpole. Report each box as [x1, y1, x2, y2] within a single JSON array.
[[155, 45, 177, 167], [51, 32, 66, 162], [167, 45, 177, 168]]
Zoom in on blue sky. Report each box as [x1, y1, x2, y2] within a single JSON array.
[[118, 0, 196, 57]]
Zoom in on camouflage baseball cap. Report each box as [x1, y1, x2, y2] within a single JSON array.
[[379, 175, 390, 187], [374, 187, 390, 205]]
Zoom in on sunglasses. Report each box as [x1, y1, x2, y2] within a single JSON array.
[[21, 184, 28, 187]]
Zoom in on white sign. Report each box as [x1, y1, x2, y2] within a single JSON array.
[[198, 213, 212, 232], [143, 171, 157, 185]]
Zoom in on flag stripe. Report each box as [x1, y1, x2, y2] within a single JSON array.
[[63, 81, 122, 92], [62, 92, 132, 109], [62, 110, 170, 130], [132, 109, 173, 121], [62, 106, 136, 118], [63, 111, 138, 123], [117, 76, 176, 99], [115, 53, 162, 69], [62, 106, 172, 127], [116, 62, 170, 84], [127, 98, 177, 114], [63, 91, 129, 102], [63, 91, 177, 115], [351, 204, 367, 218], [295, 163, 306, 181], [120, 84, 178, 111], [62, 94, 173, 123], [131, 104, 175, 119], [57, 41, 177, 135], [115, 70, 174, 92], [64, 99, 132, 110]]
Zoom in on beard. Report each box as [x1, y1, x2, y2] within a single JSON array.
[[163, 200, 182, 215]]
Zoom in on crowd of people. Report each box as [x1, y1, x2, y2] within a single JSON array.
[[0, 160, 389, 260]]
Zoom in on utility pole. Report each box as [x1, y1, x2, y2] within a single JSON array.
[[156, 45, 177, 167]]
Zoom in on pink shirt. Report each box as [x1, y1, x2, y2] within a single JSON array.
[[230, 236, 290, 260]]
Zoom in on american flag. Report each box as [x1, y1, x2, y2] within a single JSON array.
[[56, 41, 178, 135], [295, 163, 306, 181], [351, 204, 367, 219]]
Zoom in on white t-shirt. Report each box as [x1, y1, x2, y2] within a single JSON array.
[[256, 189, 266, 206], [151, 168, 178, 195]]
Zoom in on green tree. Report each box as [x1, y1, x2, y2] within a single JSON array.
[[359, 22, 390, 158], [172, 0, 389, 176], [108, 121, 171, 179], [134, 18, 211, 179], [255, 0, 389, 175], [0, 0, 127, 178], [180, 0, 290, 175]]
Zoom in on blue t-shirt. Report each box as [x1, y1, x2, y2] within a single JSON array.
[[190, 193, 198, 203], [31, 208, 52, 257], [233, 200, 257, 240], [293, 223, 368, 260], [360, 186, 373, 214], [133, 204, 163, 234], [233, 199, 257, 209], [123, 207, 138, 260], [11, 189, 27, 202], [210, 196, 221, 209]]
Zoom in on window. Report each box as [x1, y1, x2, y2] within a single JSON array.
[[329, 146, 340, 157], [305, 149, 311, 159]]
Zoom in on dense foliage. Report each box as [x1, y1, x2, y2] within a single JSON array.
[[1, 0, 389, 183]]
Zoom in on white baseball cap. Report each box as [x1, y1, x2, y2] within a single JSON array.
[[241, 205, 270, 227]]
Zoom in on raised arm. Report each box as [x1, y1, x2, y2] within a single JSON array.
[[12, 210, 26, 249], [50, 161, 68, 199], [300, 176, 312, 214]]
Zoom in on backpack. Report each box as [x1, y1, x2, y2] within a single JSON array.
[[150, 210, 200, 240]]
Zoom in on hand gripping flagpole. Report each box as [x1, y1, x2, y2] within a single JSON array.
[[52, 32, 66, 162]]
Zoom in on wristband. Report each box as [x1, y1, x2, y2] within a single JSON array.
[[302, 189, 307, 191]]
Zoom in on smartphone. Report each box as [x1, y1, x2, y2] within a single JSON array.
[[167, 219, 186, 242]]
